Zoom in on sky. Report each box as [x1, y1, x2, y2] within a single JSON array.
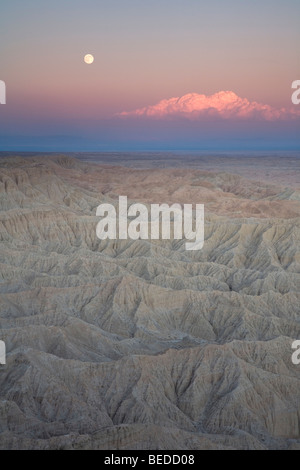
[[0, 0, 299, 151]]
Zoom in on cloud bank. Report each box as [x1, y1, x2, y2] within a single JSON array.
[[118, 91, 300, 121]]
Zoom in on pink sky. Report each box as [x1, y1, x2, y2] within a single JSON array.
[[0, 1, 299, 150]]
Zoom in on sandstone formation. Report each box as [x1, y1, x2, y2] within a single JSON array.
[[0, 154, 299, 450]]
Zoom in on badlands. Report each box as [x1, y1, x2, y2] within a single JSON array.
[[0, 153, 299, 450]]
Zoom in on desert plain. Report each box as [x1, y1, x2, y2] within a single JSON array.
[[0, 152, 299, 450]]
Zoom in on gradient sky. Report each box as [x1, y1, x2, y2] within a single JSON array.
[[0, 0, 299, 151]]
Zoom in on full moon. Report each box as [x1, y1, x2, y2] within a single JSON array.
[[84, 54, 94, 64]]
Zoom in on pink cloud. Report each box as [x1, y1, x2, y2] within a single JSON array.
[[118, 91, 300, 121]]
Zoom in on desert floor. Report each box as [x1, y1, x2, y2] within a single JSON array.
[[0, 153, 299, 450]]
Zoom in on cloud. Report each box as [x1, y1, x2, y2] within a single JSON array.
[[118, 91, 300, 121]]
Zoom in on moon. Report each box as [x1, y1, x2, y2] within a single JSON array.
[[84, 54, 94, 65]]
